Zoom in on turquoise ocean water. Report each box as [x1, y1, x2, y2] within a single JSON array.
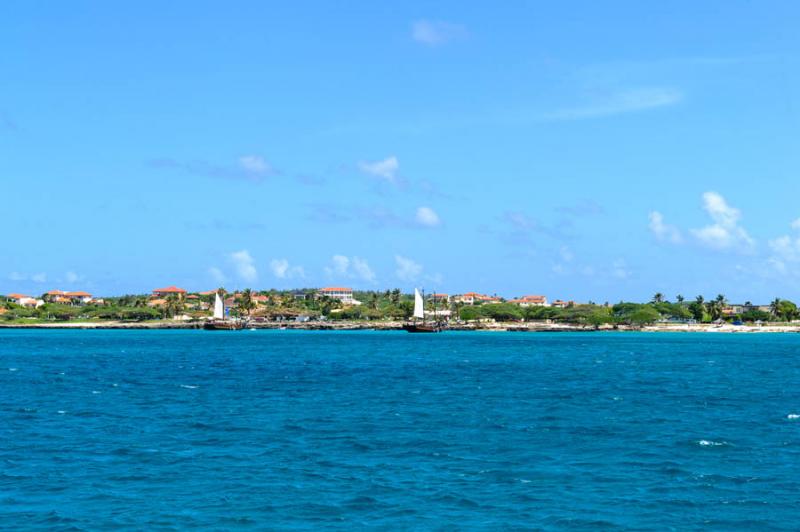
[[2, 329, 800, 529]]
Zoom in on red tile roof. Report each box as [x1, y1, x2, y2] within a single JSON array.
[[320, 287, 352, 292], [65, 291, 91, 297], [153, 286, 187, 294], [7, 293, 31, 300]]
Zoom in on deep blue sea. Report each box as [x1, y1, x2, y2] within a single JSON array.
[[2, 330, 800, 530]]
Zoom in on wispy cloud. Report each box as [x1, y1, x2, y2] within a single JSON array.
[[358, 156, 399, 184], [546, 87, 683, 120], [8, 271, 47, 283], [395, 255, 423, 282], [648, 211, 683, 244], [324, 255, 376, 284], [238, 155, 272, 175], [415, 206, 441, 228], [767, 219, 800, 275], [208, 267, 228, 285], [230, 250, 258, 283], [149, 155, 275, 182], [307, 203, 443, 231], [651, 191, 755, 253], [690, 192, 755, 253], [269, 258, 305, 280], [150, 155, 322, 186], [411, 20, 468, 46]]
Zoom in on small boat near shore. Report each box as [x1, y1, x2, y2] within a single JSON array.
[[204, 292, 244, 330], [403, 288, 446, 333]]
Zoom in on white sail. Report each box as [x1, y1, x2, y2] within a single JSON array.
[[213, 292, 224, 320], [413, 288, 425, 319]]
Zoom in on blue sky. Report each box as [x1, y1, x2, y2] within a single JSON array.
[[2, 1, 800, 302]]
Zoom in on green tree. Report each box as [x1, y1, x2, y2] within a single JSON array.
[[770, 298, 782, 319], [239, 288, 255, 316], [652, 293, 665, 303]]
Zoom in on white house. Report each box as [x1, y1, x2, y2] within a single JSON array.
[[317, 287, 361, 305]]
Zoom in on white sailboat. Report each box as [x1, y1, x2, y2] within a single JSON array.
[[413, 288, 425, 319], [213, 292, 224, 320], [403, 288, 444, 333], [204, 291, 243, 330]]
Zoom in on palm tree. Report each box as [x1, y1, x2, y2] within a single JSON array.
[[770, 298, 782, 319], [652, 293, 664, 304], [676, 295, 685, 304], [239, 288, 255, 316], [164, 294, 184, 319], [369, 292, 379, 310]]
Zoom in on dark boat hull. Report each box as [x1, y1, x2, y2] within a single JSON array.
[[204, 320, 244, 330], [402, 323, 443, 333]]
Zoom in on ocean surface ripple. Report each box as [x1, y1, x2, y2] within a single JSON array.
[[2, 330, 800, 529]]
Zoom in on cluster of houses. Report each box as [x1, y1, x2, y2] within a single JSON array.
[[5, 290, 101, 308], [4, 286, 576, 311], [427, 292, 575, 309]]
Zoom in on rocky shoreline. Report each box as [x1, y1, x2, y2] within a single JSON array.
[[1, 320, 800, 333]]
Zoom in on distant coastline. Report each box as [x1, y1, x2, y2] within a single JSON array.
[[2, 320, 800, 333]]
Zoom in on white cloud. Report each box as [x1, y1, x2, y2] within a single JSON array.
[[690, 191, 754, 252], [547, 87, 683, 120], [208, 266, 228, 285], [8, 271, 47, 283], [239, 155, 271, 175], [648, 211, 683, 243], [767, 221, 800, 272], [65, 271, 80, 283], [411, 20, 467, 46], [269, 258, 305, 279], [351, 257, 376, 283], [325, 255, 350, 277], [324, 255, 376, 283], [415, 206, 441, 227], [358, 156, 399, 183], [611, 259, 631, 279], [229, 250, 258, 283], [395, 255, 423, 282]]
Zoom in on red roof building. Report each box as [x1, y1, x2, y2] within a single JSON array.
[[509, 295, 548, 307], [152, 286, 187, 298]]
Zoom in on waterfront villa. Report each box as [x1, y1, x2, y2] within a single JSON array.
[[7, 293, 44, 308], [551, 300, 574, 308], [509, 295, 548, 307], [429, 293, 450, 304], [42, 290, 93, 305], [452, 292, 501, 305], [317, 287, 361, 305], [152, 286, 187, 299]]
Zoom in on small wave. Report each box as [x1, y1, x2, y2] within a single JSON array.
[[57, 410, 66, 415], [92, 390, 101, 394], [697, 439, 728, 447], [787, 414, 800, 420], [8, 368, 18, 372], [180, 384, 198, 389]]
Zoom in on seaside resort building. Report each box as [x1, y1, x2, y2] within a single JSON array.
[[317, 287, 361, 305]]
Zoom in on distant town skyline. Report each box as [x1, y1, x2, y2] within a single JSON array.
[[3, 1, 800, 302]]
